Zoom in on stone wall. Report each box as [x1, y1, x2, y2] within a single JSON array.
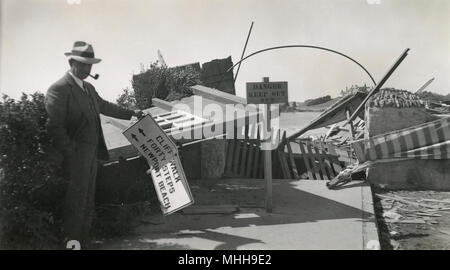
[[201, 56, 236, 95]]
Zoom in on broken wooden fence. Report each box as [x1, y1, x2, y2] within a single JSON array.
[[278, 131, 343, 180], [224, 125, 281, 179]]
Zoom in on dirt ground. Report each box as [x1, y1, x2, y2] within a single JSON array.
[[372, 188, 450, 250]]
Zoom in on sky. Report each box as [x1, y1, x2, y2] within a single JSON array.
[[1, 0, 449, 103]]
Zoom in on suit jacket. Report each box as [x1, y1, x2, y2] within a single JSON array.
[[45, 72, 134, 161]]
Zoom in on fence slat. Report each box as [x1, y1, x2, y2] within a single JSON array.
[[232, 127, 242, 176], [225, 139, 235, 176], [286, 140, 300, 179], [305, 141, 321, 180], [245, 140, 256, 178], [239, 124, 250, 176], [298, 141, 314, 180], [278, 131, 292, 179], [253, 127, 261, 178], [312, 145, 329, 180]]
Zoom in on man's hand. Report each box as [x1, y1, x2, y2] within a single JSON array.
[[133, 110, 144, 119]]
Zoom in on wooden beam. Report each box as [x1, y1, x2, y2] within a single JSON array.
[[278, 131, 292, 179], [152, 98, 175, 111], [298, 141, 314, 180], [312, 145, 329, 180], [190, 85, 247, 105], [346, 108, 356, 139]]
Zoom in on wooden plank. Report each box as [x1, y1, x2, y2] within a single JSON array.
[[346, 108, 356, 139], [182, 205, 238, 215], [190, 85, 247, 105], [273, 129, 281, 149], [375, 194, 442, 209], [305, 141, 321, 180], [225, 139, 235, 176], [286, 140, 300, 179], [245, 139, 256, 178], [278, 131, 292, 179], [152, 98, 176, 111], [277, 149, 289, 179], [278, 133, 289, 179], [298, 141, 314, 180], [330, 156, 343, 176], [324, 143, 342, 176], [239, 124, 250, 177], [321, 152, 336, 179], [312, 145, 329, 180], [252, 127, 261, 178], [232, 125, 242, 176], [258, 151, 264, 179]]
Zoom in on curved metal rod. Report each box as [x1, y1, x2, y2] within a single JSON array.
[[227, 45, 376, 86]]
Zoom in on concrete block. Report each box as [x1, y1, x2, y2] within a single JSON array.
[[365, 102, 448, 190], [201, 139, 226, 179]]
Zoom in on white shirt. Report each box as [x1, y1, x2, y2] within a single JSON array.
[[68, 71, 86, 92]]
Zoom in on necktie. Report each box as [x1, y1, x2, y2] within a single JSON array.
[[82, 82, 89, 95]]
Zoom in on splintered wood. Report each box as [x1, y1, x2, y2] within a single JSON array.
[[376, 193, 450, 225]]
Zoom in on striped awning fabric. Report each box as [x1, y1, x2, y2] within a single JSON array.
[[352, 116, 450, 163]]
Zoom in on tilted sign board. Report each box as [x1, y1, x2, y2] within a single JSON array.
[[123, 114, 177, 170], [123, 114, 194, 215], [149, 155, 194, 215], [246, 81, 288, 104]]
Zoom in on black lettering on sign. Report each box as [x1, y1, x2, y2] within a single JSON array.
[[139, 144, 149, 153], [150, 141, 163, 157], [162, 192, 170, 208], [170, 162, 182, 183], [156, 135, 164, 144], [154, 170, 162, 178], [162, 144, 173, 154]]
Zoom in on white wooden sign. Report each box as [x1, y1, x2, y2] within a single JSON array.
[[123, 114, 193, 215], [123, 114, 177, 171], [246, 81, 288, 104], [149, 155, 194, 215]]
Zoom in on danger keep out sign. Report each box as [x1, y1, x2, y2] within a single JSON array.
[[123, 114, 194, 215]]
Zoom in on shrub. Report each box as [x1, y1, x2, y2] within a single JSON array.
[[0, 93, 156, 249], [0, 93, 66, 249], [120, 61, 202, 109], [116, 87, 137, 110], [305, 95, 332, 106], [417, 91, 450, 103]]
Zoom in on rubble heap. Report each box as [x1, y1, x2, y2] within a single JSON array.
[[368, 89, 425, 108]]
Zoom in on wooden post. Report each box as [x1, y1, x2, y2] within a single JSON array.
[[265, 102, 273, 212], [262, 77, 273, 213], [346, 108, 355, 139]]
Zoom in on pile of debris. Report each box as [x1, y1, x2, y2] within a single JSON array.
[[368, 88, 425, 108], [376, 193, 450, 225], [374, 191, 450, 249]]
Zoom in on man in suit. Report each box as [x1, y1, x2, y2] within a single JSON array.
[[45, 41, 143, 248]]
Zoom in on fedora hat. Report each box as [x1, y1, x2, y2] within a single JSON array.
[[64, 41, 101, 64]]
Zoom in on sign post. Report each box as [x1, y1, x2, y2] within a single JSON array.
[[123, 114, 194, 215], [246, 77, 288, 213]]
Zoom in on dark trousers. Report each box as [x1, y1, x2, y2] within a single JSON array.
[[63, 142, 98, 246]]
